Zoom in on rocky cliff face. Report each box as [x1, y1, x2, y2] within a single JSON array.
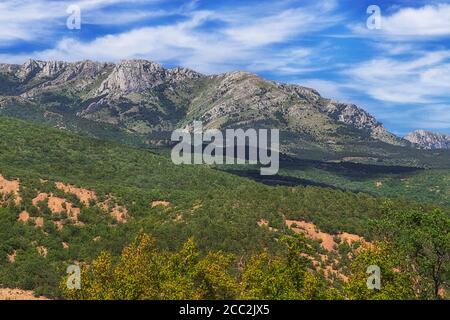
[[96, 60, 203, 96], [96, 60, 166, 96], [317, 101, 401, 145], [0, 59, 404, 150], [404, 130, 450, 149]]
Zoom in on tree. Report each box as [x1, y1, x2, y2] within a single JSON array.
[[373, 204, 450, 299], [344, 242, 417, 300], [61, 234, 238, 300], [240, 234, 334, 300]]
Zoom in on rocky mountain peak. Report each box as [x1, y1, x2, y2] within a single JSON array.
[[18, 59, 68, 80], [95, 59, 203, 96], [0, 63, 19, 75], [96, 59, 166, 95], [321, 101, 380, 129], [317, 100, 403, 145], [278, 83, 322, 103], [167, 66, 203, 81], [404, 130, 450, 149]]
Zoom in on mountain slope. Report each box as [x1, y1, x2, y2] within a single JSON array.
[[405, 130, 450, 149], [0, 59, 408, 156]]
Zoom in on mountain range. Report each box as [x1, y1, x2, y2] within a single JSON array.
[[0, 59, 449, 166]]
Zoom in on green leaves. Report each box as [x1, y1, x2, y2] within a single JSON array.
[[344, 242, 417, 300], [62, 233, 333, 300], [373, 206, 450, 299]]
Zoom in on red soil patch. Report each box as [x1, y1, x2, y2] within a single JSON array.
[[0, 175, 21, 205], [36, 246, 48, 258], [55, 182, 97, 206], [285, 220, 369, 252], [32, 193, 49, 206], [32, 193, 80, 223], [47, 196, 67, 213], [286, 220, 370, 283], [110, 205, 128, 223], [7, 250, 16, 263], [0, 288, 49, 300], [53, 221, 64, 231], [32, 184, 128, 224], [34, 217, 44, 228], [257, 219, 278, 232], [257, 219, 269, 227], [151, 200, 170, 208], [339, 232, 368, 246], [99, 201, 128, 223], [286, 220, 336, 251], [18, 211, 30, 223]]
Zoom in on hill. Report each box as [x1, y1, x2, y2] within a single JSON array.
[[0, 116, 447, 298]]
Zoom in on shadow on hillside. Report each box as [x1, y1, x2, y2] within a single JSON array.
[[279, 154, 423, 179], [218, 153, 424, 188], [219, 169, 340, 189]]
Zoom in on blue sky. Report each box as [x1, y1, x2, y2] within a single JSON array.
[[1, 0, 450, 135]]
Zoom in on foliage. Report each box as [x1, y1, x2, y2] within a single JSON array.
[[0, 116, 447, 299], [373, 204, 450, 299], [62, 234, 239, 300], [344, 242, 417, 300], [62, 233, 340, 300]]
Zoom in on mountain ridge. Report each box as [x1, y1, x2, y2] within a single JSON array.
[[405, 130, 450, 149], [0, 58, 432, 163], [0, 59, 394, 136]]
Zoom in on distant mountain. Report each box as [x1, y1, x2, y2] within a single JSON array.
[[0, 58, 427, 163], [404, 130, 450, 149]]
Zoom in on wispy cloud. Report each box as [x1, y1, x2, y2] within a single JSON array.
[[343, 50, 450, 104], [223, 6, 340, 47], [0, 0, 156, 44], [0, 1, 342, 74]]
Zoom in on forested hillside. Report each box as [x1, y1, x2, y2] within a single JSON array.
[[0, 116, 448, 299]]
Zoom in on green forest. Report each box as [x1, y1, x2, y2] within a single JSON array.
[[0, 116, 448, 299]]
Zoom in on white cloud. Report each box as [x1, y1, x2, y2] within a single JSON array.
[[224, 7, 340, 47], [0, 1, 342, 75], [382, 4, 450, 37], [342, 3, 450, 132], [344, 50, 450, 104], [372, 42, 417, 56], [415, 104, 450, 130], [0, 0, 156, 44], [351, 3, 450, 39]]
